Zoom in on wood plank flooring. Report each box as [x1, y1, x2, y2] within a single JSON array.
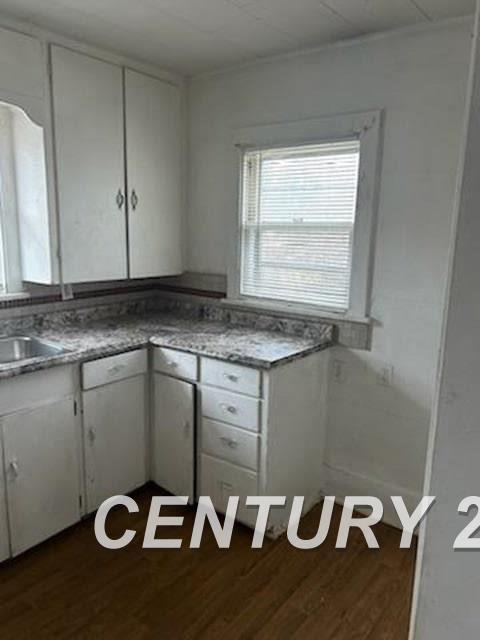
[[0, 485, 416, 639]]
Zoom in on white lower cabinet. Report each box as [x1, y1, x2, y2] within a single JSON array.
[[153, 373, 195, 501], [0, 343, 329, 560], [83, 374, 147, 513], [2, 397, 80, 557], [199, 352, 329, 537], [200, 454, 258, 528]]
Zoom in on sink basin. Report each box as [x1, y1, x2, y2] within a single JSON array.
[[0, 336, 69, 365]]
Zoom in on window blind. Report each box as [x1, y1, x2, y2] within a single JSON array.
[[240, 139, 360, 312]]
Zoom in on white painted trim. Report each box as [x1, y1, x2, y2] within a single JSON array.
[[323, 462, 423, 531], [194, 15, 473, 80], [229, 111, 383, 319]]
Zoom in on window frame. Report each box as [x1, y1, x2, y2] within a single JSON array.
[[229, 111, 383, 320]]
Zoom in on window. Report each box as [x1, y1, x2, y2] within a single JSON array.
[[231, 112, 382, 318], [240, 140, 360, 312], [0, 101, 49, 297]]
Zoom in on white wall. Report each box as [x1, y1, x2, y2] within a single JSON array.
[[411, 6, 480, 638], [187, 21, 472, 517]]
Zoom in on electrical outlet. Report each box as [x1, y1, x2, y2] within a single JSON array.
[[332, 359, 347, 383], [376, 364, 394, 387]]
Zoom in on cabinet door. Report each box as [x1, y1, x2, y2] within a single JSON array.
[[0, 436, 10, 562], [153, 374, 195, 501], [83, 376, 147, 512], [51, 46, 127, 282], [125, 69, 183, 278], [2, 397, 80, 557]]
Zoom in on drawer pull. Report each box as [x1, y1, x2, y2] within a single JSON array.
[[167, 361, 179, 368], [219, 436, 239, 449], [107, 364, 125, 375], [223, 373, 239, 383], [219, 402, 237, 415]]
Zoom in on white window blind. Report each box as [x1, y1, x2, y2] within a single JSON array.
[[240, 139, 360, 312]]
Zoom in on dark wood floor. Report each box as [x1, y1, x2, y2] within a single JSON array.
[[0, 485, 416, 639]]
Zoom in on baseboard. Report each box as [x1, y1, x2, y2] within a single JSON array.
[[323, 463, 422, 531]]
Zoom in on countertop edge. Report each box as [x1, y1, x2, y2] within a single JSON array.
[[0, 335, 334, 380]]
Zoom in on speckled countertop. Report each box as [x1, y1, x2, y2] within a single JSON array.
[[0, 311, 334, 380]]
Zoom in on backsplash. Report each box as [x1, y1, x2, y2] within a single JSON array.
[[0, 289, 371, 348]]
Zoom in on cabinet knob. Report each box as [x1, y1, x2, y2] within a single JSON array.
[[8, 458, 19, 479], [183, 421, 191, 436], [220, 436, 238, 449], [88, 427, 96, 444], [116, 189, 125, 210], [131, 189, 139, 211], [219, 402, 237, 415]]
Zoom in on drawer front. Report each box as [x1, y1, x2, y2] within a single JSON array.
[[82, 349, 147, 390], [201, 387, 260, 433], [154, 347, 198, 381], [201, 358, 261, 397], [200, 454, 258, 528], [202, 418, 259, 471]]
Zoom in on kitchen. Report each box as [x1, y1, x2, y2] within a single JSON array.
[[0, 1, 479, 638]]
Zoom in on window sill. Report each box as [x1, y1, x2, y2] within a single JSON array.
[[222, 297, 371, 326]]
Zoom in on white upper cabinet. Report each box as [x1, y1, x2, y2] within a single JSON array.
[[125, 69, 183, 278], [50, 45, 183, 283], [51, 46, 127, 282]]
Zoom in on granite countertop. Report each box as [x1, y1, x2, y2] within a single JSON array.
[[0, 311, 334, 380]]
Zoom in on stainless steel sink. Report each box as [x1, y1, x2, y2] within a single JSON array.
[[0, 336, 69, 365]]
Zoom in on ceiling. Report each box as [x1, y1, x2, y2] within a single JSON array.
[[0, 0, 475, 75]]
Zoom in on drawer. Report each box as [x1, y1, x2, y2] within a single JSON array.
[[201, 387, 260, 433], [200, 454, 258, 528], [154, 347, 198, 381], [201, 358, 261, 397], [202, 418, 259, 471], [82, 349, 147, 390]]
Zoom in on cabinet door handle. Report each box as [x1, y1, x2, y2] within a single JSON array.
[[219, 402, 237, 415], [131, 189, 139, 211], [219, 436, 238, 449], [8, 458, 19, 479], [116, 189, 125, 210]]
